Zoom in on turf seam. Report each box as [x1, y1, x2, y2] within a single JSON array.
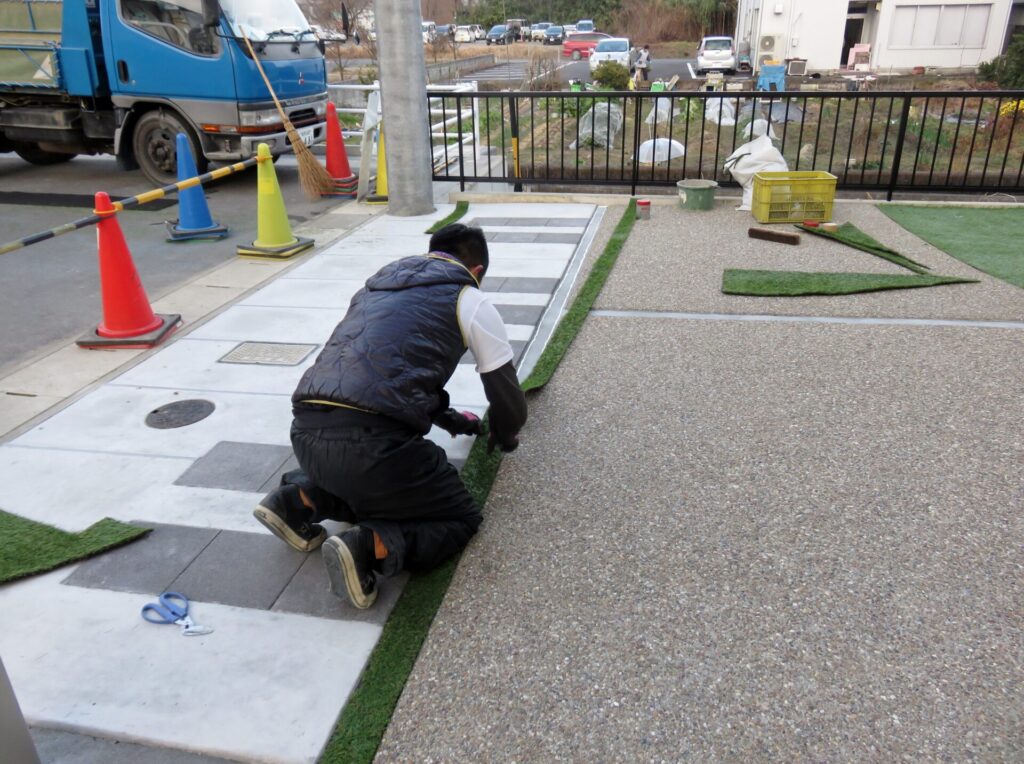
[[318, 200, 638, 763]]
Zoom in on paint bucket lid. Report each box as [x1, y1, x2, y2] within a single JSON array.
[[636, 199, 651, 207]]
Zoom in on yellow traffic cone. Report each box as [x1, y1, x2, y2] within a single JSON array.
[[366, 125, 389, 205], [237, 143, 315, 259]]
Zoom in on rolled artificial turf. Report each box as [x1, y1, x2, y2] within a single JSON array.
[[0, 510, 150, 584], [722, 269, 976, 297], [879, 205, 1024, 289], [320, 200, 637, 763], [425, 201, 470, 234]]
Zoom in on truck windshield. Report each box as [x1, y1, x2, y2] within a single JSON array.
[[220, 0, 311, 41]]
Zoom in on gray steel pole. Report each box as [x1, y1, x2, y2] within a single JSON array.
[[374, 0, 436, 216], [0, 657, 40, 764]]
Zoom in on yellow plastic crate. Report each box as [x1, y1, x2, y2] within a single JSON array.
[[751, 171, 837, 224]]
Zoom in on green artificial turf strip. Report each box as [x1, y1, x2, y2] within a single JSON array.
[[522, 199, 637, 392], [425, 201, 470, 234], [722, 269, 976, 296], [0, 510, 150, 584], [796, 222, 931, 274], [320, 202, 640, 763], [878, 205, 1024, 289]]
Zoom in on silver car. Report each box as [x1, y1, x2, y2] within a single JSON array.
[[696, 36, 736, 74]]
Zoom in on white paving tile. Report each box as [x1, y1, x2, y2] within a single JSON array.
[[485, 242, 578, 259], [187, 306, 343, 344], [444, 365, 488, 408], [113, 339, 314, 396], [321, 234, 426, 255], [479, 226, 587, 234], [506, 324, 539, 342], [238, 279, 364, 309], [283, 256, 401, 283], [486, 292, 551, 307], [0, 446, 191, 532], [485, 258, 569, 279], [11, 386, 292, 458], [0, 571, 379, 764], [463, 203, 595, 218]]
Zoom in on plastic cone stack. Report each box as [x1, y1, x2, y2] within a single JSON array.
[[77, 192, 180, 349], [236, 143, 314, 259], [323, 102, 357, 198]]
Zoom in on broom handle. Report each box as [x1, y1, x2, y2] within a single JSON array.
[[241, 33, 292, 129]]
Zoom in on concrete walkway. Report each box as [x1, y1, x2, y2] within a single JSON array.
[[0, 201, 601, 763], [377, 201, 1023, 760]]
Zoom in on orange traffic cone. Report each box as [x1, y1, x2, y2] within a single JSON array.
[[323, 102, 357, 198], [77, 192, 180, 349]]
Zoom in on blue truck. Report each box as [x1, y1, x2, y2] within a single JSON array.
[[0, 0, 328, 185]]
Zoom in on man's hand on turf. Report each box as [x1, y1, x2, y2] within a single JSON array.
[[434, 408, 484, 437]]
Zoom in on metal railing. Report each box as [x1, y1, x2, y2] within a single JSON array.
[[428, 88, 1024, 198]]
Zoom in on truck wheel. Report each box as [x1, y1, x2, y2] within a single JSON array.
[[12, 142, 76, 165], [132, 110, 208, 187]]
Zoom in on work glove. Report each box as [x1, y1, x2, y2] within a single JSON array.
[[434, 408, 483, 437]]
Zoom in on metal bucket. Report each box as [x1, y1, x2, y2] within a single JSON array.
[[677, 179, 718, 210]]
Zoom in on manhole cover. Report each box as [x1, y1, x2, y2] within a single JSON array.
[[145, 399, 215, 429], [219, 342, 318, 366]]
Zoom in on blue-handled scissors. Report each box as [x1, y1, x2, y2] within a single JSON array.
[[141, 592, 213, 636]]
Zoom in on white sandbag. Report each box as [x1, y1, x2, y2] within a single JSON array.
[[723, 134, 788, 210], [638, 138, 685, 164], [704, 97, 736, 126], [741, 118, 777, 140]]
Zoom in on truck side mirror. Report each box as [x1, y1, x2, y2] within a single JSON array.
[[202, 0, 220, 28]]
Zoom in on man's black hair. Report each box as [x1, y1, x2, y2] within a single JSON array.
[[429, 223, 489, 274]]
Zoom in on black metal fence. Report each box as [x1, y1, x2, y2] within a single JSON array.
[[428, 89, 1024, 198]]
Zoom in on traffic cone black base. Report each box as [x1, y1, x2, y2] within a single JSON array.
[[165, 220, 230, 242], [77, 314, 181, 349], [236, 235, 314, 260]]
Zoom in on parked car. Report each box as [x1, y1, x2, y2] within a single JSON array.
[[486, 24, 514, 45], [454, 25, 474, 43], [435, 24, 454, 39], [563, 24, 577, 35], [422, 21, 437, 43], [530, 22, 551, 41], [589, 37, 633, 73], [543, 25, 565, 45], [562, 32, 609, 60], [575, 19, 595, 33], [696, 35, 737, 74], [472, 24, 486, 40]]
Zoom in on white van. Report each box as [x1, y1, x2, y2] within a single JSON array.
[[421, 21, 437, 43]]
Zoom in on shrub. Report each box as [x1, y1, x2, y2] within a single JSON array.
[[592, 61, 631, 90], [978, 34, 1024, 89]]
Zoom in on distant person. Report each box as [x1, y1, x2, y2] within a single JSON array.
[[353, 29, 360, 46], [254, 224, 527, 609], [636, 44, 652, 82]]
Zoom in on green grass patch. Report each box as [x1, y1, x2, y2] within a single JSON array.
[[425, 201, 470, 234], [320, 202, 639, 763], [522, 199, 637, 392], [878, 205, 1024, 289], [795, 222, 931, 274], [0, 510, 149, 584], [722, 269, 976, 296]]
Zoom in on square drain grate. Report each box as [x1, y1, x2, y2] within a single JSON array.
[[219, 342, 318, 366]]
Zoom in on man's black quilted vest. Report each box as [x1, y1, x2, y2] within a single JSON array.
[[292, 254, 477, 433]]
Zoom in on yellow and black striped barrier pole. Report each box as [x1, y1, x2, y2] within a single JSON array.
[[0, 156, 263, 257]]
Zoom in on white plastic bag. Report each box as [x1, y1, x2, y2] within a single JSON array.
[[724, 134, 788, 211], [704, 97, 736, 126], [638, 138, 685, 165], [740, 118, 778, 140]]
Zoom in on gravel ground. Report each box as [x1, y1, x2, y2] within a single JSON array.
[[377, 315, 1023, 762], [596, 201, 1023, 321]]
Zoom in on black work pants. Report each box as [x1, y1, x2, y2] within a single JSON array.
[[286, 413, 481, 577]]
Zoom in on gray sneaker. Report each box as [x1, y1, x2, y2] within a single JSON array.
[[253, 484, 326, 552], [322, 527, 378, 609]]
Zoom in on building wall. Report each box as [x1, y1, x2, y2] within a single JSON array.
[[735, 0, 851, 71], [872, 0, 1015, 69]]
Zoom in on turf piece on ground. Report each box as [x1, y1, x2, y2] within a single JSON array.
[[878, 205, 1024, 289], [722, 269, 976, 297], [522, 199, 637, 393], [425, 201, 469, 234], [319, 202, 639, 764], [0, 510, 150, 584], [795, 222, 931, 274]]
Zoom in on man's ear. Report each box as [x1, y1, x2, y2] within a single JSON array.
[[470, 264, 485, 279]]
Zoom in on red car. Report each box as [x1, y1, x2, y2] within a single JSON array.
[[562, 32, 609, 60]]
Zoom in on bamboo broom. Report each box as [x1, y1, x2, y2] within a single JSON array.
[[242, 33, 335, 199]]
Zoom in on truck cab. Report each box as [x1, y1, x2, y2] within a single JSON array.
[[0, 0, 328, 185]]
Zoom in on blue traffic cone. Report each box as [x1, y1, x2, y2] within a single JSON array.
[[166, 133, 228, 242]]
